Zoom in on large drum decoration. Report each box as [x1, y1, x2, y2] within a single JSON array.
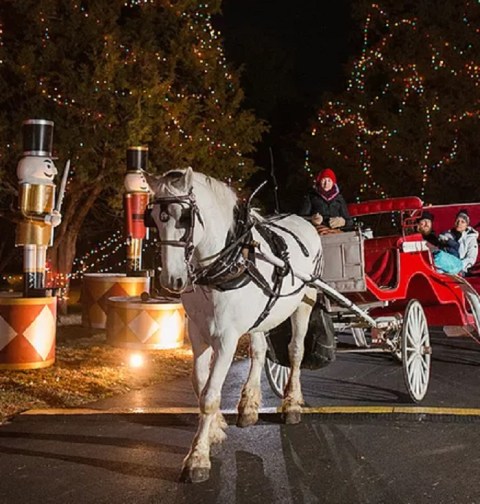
[[0, 294, 56, 369], [106, 296, 186, 349], [81, 273, 150, 329]]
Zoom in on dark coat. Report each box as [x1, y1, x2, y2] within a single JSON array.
[[424, 229, 460, 258], [299, 189, 353, 228]]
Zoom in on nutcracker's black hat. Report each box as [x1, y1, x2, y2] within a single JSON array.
[[126, 146, 148, 172], [22, 119, 54, 157]]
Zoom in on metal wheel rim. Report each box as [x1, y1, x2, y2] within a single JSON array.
[[402, 299, 431, 403], [265, 358, 290, 398]]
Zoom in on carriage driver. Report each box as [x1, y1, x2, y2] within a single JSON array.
[[299, 168, 353, 235]]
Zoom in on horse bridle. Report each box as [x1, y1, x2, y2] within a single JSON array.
[[146, 190, 204, 268]]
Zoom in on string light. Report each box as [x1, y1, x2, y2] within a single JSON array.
[[0, 1, 265, 287], [305, 1, 480, 201]]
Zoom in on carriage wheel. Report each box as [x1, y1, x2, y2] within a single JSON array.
[[401, 299, 431, 403], [465, 291, 480, 344], [265, 358, 290, 398]]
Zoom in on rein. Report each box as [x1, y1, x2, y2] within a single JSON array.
[[149, 186, 315, 329]]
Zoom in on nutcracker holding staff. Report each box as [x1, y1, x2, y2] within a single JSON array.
[[15, 119, 66, 297], [124, 146, 151, 275]]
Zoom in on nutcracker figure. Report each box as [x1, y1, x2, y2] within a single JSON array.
[[124, 146, 151, 275], [15, 119, 62, 297]]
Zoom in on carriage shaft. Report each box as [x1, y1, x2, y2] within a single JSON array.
[[257, 247, 378, 329]]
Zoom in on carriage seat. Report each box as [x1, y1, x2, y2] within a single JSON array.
[[364, 236, 399, 288]]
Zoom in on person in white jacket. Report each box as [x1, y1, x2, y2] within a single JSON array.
[[453, 210, 479, 274]]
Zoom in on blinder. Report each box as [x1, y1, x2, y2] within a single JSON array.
[[144, 190, 204, 251]]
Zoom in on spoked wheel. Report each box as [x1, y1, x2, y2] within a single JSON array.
[[401, 299, 431, 403], [265, 358, 290, 398]]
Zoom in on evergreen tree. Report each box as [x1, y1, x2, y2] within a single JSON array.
[[302, 0, 480, 204], [0, 0, 266, 282]]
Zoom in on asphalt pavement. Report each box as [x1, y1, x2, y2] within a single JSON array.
[[0, 331, 480, 504]]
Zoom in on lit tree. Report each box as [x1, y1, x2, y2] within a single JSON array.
[[303, 0, 480, 203], [0, 0, 266, 283]]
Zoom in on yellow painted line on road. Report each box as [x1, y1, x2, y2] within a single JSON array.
[[21, 405, 480, 417], [21, 407, 201, 416], [299, 406, 480, 416]]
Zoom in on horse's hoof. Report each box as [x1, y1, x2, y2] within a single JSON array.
[[180, 465, 210, 484], [284, 410, 302, 425], [236, 412, 258, 428]]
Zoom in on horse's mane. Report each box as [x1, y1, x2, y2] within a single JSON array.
[[161, 168, 265, 224], [162, 169, 237, 207], [193, 172, 237, 209]]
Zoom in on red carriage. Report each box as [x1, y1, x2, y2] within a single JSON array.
[[265, 196, 480, 403]]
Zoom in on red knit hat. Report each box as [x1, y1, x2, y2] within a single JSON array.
[[315, 168, 337, 185]]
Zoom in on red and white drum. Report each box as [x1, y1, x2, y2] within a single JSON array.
[[0, 293, 56, 370], [106, 296, 186, 350], [81, 273, 150, 329]]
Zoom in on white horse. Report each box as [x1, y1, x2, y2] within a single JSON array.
[[146, 168, 323, 483]]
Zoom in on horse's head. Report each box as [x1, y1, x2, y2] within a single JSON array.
[[146, 167, 203, 294]]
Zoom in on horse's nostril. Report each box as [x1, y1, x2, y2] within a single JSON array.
[[174, 277, 184, 291]]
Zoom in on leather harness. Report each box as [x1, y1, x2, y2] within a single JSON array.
[[148, 192, 314, 331]]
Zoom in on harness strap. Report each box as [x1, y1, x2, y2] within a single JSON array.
[[247, 223, 305, 331]]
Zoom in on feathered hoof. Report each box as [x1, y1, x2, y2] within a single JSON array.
[[209, 426, 227, 445], [284, 410, 302, 425], [236, 411, 258, 428], [180, 465, 211, 484]]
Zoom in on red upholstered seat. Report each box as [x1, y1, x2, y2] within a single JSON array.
[[465, 274, 480, 292], [364, 236, 399, 287]]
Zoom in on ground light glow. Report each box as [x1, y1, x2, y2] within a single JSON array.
[[129, 352, 145, 369]]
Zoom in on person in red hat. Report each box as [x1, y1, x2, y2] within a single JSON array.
[[299, 168, 352, 234]]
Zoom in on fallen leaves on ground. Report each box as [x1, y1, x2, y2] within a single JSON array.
[[0, 315, 251, 425]]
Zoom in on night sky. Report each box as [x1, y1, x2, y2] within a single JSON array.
[[218, 0, 355, 209]]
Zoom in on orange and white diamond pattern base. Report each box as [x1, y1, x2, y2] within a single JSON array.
[[0, 295, 56, 370], [106, 296, 186, 350], [81, 273, 150, 329]]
